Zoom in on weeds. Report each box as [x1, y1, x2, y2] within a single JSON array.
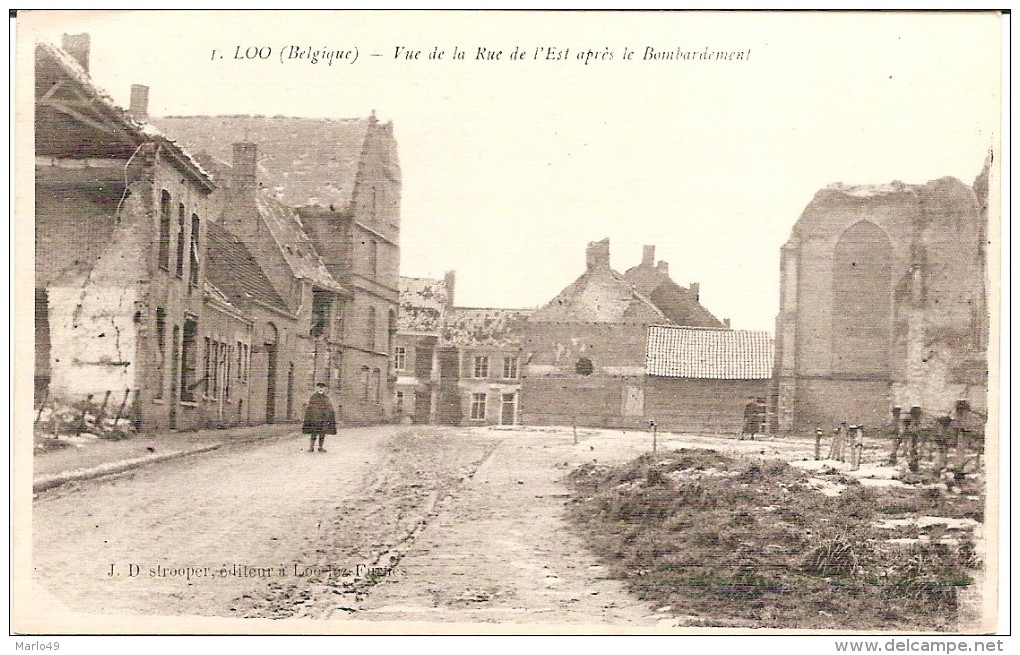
[[565, 447, 982, 630]]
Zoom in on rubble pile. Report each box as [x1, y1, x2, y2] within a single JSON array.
[[34, 397, 136, 451]]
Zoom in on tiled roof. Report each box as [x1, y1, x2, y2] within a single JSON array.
[[205, 221, 290, 315], [646, 325, 774, 380], [442, 308, 532, 348], [152, 115, 387, 208], [255, 192, 347, 294], [398, 276, 448, 334]]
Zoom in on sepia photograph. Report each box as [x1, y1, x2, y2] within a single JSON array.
[[11, 8, 1006, 642]]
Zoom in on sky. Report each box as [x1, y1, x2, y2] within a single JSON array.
[[19, 10, 1002, 332]]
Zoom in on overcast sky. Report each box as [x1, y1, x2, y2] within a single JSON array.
[[21, 10, 1001, 332]]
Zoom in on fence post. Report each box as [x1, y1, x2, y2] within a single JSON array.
[[888, 406, 902, 465], [908, 406, 922, 473], [572, 416, 578, 445], [814, 428, 822, 460], [78, 393, 95, 433], [649, 420, 657, 454]]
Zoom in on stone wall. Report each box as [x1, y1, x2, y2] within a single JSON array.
[[773, 172, 988, 432]]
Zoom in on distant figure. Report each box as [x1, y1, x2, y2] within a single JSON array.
[[302, 382, 337, 452], [741, 398, 758, 440]]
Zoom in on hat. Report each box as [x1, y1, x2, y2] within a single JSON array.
[[315, 382, 328, 388]]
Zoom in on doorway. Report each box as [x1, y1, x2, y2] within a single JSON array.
[[265, 323, 278, 424], [500, 393, 516, 426]]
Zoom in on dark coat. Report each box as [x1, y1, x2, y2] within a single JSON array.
[[302, 393, 337, 434]]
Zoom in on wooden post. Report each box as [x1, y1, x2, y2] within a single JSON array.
[[113, 389, 131, 424], [908, 406, 922, 473], [35, 387, 50, 425], [572, 416, 578, 445], [814, 428, 822, 460], [79, 393, 94, 432], [888, 406, 902, 465], [650, 420, 657, 454], [96, 390, 112, 425]]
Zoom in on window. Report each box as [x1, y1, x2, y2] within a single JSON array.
[[154, 308, 166, 399], [575, 357, 594, 376], [236, 341, 244, 384], [222, 343, 232, 401], [332, 349, 343, 391], [203, 337, 212, 398], [180, 318, 199, 402], [175, 203, 187, 277], [470, 393, 487, 420], [311, 290, 331, 338], [158, 190, 171, 270], [189, 214, 200, 291], [502, 356, 518, 379], [372, 369, 381, 403], [367, 306, 377, 351], [333, 299, 346, 341], [361, 366, 370, 399], [370, 240, 379, 279], [393, 346, 406, 372], [473, 355, 489, 379]]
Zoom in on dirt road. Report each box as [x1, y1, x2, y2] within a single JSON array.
[[32, 425, 823, 628]]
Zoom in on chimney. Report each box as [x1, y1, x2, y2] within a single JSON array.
[[232, 142, 258, 189], [723, 318, 731, 328], [656, 260, 669, 276], [585, 238, 611, 272], [61, 33, 91, 73], [443, 270, 456, 309], [641, 245, 655, 267], [227, 142, 259, 232], [690, 282, 700, 301], [128, 84, 149, 122]]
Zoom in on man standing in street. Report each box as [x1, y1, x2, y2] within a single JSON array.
[[302, 382, 337, 452]]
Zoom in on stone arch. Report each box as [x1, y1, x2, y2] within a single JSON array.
[[831, 221, 893, 376]]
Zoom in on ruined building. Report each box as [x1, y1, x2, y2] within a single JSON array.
[[153, 113, 402, 423], [34, 37, 218, 430], [34, 35, 402, 430], [520, 238, 763, 431], [395, 273, 530, 425], [771, 166, 990, 432]]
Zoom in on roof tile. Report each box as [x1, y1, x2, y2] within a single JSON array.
[[646, 325, 774, 380]]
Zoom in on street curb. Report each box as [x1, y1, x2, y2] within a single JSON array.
[[32, 428, 300, 494]]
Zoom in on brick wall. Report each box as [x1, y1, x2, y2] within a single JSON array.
[[773, 176, 988, 431], [646, 377, 769, 435]]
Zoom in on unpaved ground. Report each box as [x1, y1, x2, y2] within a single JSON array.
[[35, 424, 983, 629]]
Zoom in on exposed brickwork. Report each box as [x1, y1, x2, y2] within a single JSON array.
[[773, 172, 989, 432]]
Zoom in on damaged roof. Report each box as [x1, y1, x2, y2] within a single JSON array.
[[442, 308, 532, 348], [205, 221, 291, 315], [398, 276, 449, 334], [646, 325, 774, 380], [35, 42, 214, 189], [152, 115, 396, 208], [532, 267, 666, 323], [255, 192, 348, 294]]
